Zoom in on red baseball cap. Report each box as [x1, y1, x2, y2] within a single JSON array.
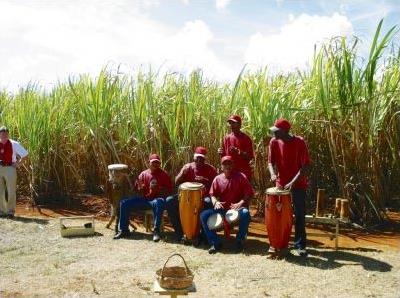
[[227, 114, 242, 125], [194, 146, 207, 158], [149, 153, 161, 163], [221, 155, 234, 164], [270, 118, 291, 132]]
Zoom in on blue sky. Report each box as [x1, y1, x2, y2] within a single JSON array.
[[0, 0, 399, 91]]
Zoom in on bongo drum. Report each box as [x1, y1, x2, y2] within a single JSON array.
[[207, 213, 224, 231], [265, 187, 293, 250], [179, 182, 205, 240], [108, 164, 128, 184], [225, 209, 240, 226]]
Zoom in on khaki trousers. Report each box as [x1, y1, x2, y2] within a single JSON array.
[[0, 166, 17, 215]]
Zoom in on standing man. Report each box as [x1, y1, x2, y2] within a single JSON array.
[[0, 126, 28, 218], [218, 115, 254, 180], [166, 146, 218, 241], [114, 154, 172, 242], [268, 119, 310, 256], [200, 156, 254, 254]]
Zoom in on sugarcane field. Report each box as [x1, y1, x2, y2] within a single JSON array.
[[1, 1, 400, 298]]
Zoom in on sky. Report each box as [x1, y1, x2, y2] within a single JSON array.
[[0, 0, 399, 91]]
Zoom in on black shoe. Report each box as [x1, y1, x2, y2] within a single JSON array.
[[113, 230, 130, 240], [7, 214, 15, 219], [297, 248, 308, 257], [153, 232, 161, 242], [208, 243, 222, 254]]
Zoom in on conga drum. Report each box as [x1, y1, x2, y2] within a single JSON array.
[[179, 182, 205, 240], [265, 187, 293, 250]]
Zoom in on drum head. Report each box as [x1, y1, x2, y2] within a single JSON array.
[[108, 164, 128, 171], [179, 182, 204, 190], [266, 187, 290, 195], [207, 213, 223, 230], [225, 209, 239, 224]]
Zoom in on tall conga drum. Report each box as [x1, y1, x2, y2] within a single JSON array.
[[179, 182, 205, 240], [265, 187, 293, 250]]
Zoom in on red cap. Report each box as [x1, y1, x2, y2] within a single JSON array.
[[149, 153, 161, 163], [221, 155, 234, 164], [194, 146, 207, 158], [228, 114, 242, 125], [270, 118, 291, 132]]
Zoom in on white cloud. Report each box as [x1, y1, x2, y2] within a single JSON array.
[[244, 13, 354, 72], [216, 0, 231, 12], [0, 0, 232, 91], [181, 0, 189, 5]]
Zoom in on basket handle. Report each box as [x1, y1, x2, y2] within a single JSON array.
[[161, 253, 190, 278]]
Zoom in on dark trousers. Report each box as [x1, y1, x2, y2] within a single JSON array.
[[291, 189, 307, 249], [118, 196, 165, 233]]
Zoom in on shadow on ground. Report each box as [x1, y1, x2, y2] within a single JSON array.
[[285, 248, 392, 272]]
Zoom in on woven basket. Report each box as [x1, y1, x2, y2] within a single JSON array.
[[156, 254, 194, 290]]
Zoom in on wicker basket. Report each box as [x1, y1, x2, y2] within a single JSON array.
[[156, 254, 194, 290]]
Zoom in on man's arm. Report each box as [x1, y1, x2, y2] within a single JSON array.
[[175, 164, 189, 185], [284, 164, 310, 190]]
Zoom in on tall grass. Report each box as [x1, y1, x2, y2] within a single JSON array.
[[1, 21, 399, 224]]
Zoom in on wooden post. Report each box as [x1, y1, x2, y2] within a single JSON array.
[[340, 199, 350, 221], [316, 189, 326, 217], [335, 198, 342, 217]]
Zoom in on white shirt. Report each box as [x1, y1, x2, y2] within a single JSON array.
[[10, 139, 28, 162]]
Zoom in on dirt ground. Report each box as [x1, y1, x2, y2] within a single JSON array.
[[1, 197, 399, 297]]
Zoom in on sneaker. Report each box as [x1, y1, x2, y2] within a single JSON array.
[[113, 230, 130, 240], [7, 213, 15, 219], [208, 243, 222, 254], [268, 246, 276, 254], [0, 212, 7, 218], [297, 248, 308, 257], [208, 245, 218, 254], [153, 232, 161, 242]]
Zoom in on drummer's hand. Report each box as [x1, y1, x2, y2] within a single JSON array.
[[214, 201, 224, 210], [217, 148, 224, 155], [195, 176, 207, 182], [230, 201, 243, 210], [284, 182, 293, 190]]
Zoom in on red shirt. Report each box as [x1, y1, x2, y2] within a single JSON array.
[[221, 132, 254, 180], [209, 171, 254, 210], [0, 140, 13, 165], [177, 162, 217, 195], [268, 136, 310, 190], [135, 168, 173, 199]]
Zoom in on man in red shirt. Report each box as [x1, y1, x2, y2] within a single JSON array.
[[114, 154, 173, 242], [0, 126, 28, 218], [218, 115, 254, 180], [165, 147, 217, 241], [200, 156, 254, 254], [268, 119, 311, 256]]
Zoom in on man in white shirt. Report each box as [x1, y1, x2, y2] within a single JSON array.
[[0, 126, 28, 218]]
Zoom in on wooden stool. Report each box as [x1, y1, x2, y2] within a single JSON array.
[[144, 210, 165, 233]]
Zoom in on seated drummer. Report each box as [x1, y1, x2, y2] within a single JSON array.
[[200, 156, 254, 254], [165, 146, 217, 240], [114, 153, 172, 242]]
